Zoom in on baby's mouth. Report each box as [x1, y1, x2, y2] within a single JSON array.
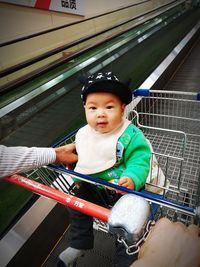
[[97, 122, 108, 127]]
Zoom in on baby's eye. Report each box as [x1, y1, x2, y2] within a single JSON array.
[[106, 105, 114, 109], [89, 106, 96, 110]]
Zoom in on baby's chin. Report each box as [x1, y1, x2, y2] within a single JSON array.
[[96, 129, 109, 134], [95, 124, 110, 133]]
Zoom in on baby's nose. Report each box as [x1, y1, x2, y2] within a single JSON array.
[[97, 108, 106, 116]]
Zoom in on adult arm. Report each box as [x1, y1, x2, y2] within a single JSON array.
[[0, 144, 77, 178], [131, 217, 200, 267]]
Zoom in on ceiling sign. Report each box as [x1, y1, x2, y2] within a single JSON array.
[[2, 0, 85, 16]]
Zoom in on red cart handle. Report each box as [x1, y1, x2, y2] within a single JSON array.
[[4, 175, 110, 222]]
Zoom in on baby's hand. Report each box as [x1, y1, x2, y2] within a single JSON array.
[[117, 176, 135, 194], [75, 182, 81, 189]]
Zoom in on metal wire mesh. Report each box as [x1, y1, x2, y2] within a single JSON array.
[[127, 90, 200, 224]]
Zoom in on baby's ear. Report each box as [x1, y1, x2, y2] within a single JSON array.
[[122, 103, 126, 112]]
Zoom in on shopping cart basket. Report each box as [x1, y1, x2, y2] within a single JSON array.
[[23, 89, 200, 233], [127, 89, 200, 224]]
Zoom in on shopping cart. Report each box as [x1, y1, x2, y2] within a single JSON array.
[[20, 89, 200, 251]]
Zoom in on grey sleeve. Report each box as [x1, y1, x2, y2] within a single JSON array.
[[0, 145, 56, 179]]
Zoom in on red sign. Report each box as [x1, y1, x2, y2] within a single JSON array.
[[2, 0, 85, 16]]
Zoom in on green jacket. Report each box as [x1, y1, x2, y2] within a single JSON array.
[[79, 124, 151, 191]]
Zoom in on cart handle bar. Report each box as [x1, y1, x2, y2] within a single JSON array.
[[4, 175, 110, 222], [50, 166, 197, 217]]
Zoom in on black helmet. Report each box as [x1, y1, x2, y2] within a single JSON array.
[[81, 72, 132, 105]]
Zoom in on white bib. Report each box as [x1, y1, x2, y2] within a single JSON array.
[[74, 119, 131, 174]]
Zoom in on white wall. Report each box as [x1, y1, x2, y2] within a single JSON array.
[[0, 1, 143, 44], [85, 0, 141, 17]]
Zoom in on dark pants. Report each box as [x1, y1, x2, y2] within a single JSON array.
[[68, 182, 138, 266]]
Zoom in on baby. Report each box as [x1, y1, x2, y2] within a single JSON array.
[[57, 72, 151, 267]]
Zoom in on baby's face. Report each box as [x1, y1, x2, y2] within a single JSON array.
[[85, 92, 125, 133]]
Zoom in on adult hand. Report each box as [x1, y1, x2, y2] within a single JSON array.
[[131, 217, 200, 267], [55, 144, 78, 166]]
